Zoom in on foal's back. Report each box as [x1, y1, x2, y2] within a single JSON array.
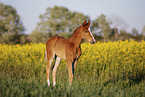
[[46, 36, 72, 60]]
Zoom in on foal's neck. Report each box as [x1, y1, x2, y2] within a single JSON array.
[[69, 26, 82, 48]]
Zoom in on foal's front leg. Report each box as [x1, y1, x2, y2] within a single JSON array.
[[74, 47, 82, 69], [66, 59, 74, 85], [66, 43, 76, 85]]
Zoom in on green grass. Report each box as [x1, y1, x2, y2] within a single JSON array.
[[0, 60, 145, 97]]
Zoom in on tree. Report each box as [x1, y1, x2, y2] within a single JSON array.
[[109, 15, 129, 41], [120, 30, 127, 40], [142, 25, 145, 40], [132, 28, 138, 37], [0, 3, 24, 35], [131, 28, 139, 41], [110, 28, 118, 41], [109, 15, 129, 31], [132, 28, 138, 36], [1, 33, 15, 43], [30, 6, 89, 43], [92, 14, 111, 41], [28, 30, 45, 43]]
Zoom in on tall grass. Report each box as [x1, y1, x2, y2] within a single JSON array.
[[0, 40, 145, 97]]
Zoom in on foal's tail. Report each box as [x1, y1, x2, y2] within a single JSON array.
[[45, 50, 47, 61]]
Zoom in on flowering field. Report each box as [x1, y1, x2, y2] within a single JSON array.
[[0, 40, 145, 97]]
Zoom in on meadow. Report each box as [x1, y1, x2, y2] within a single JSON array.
[[0, 40, 145, 97]]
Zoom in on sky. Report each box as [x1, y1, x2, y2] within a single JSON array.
[[1, 0, 145, 34]]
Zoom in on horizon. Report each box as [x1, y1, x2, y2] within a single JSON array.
[[1, 0, 145, 34]]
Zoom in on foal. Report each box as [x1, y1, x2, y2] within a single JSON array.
[[45, 20, 95, 86]]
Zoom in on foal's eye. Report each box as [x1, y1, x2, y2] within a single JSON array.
[[85, 31, 87, 33]]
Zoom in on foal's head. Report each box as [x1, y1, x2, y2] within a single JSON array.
[[80, 20, 96, 44]]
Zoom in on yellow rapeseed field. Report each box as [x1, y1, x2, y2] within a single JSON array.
[[0, 39, 145, 81]]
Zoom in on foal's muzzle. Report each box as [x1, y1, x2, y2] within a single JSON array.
[[90, 39, 96, 44]]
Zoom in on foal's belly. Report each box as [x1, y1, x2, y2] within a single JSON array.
[[54, 37, 67, 60]]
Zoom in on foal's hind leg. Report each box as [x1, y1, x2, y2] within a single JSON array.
[[46, 51, 55, 86], [52, 56, 61, 86]]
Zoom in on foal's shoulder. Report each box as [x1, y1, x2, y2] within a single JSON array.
[[66, 40, 76, 49]]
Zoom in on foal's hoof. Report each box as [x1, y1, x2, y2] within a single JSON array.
[[47, 84, 50, 87], [69, 82, 72, 86], [47, 80, 50, 87], [53, 82, 56, 86]]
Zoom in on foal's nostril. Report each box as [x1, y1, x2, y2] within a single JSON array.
[[90, 40, 95, 44], [92, 41, 95, 44]]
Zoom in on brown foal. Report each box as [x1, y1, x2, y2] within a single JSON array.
[[45, 20, 95, 86]]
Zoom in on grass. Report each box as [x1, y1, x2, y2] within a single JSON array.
[[0, 40, 145, 97]]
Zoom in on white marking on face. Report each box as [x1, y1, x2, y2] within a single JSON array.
[[47, 80, 50, 86], [88, 28, 95, 40]]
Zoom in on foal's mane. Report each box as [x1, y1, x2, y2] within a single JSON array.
[[68, 26, 82, 41], [72, 26, 81, 35]]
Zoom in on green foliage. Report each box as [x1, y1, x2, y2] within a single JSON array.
[[92, 14, 111, 41], [0, 41, 145, 96], [0, 3, 25, 44], [1, 33, 15, 43], [0, 2, 145, 44], [132, 28, 138, 36], [29, 6, 90, 43], [28, 30, 50, 43], [0, 3, 24, 35], [0, 33, 29, 44], [142, 25, 145, 40]]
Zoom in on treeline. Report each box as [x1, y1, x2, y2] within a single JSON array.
[[0, 3, 145, 44]]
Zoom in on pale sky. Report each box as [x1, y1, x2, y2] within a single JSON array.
[[1, 0, 145, 34]]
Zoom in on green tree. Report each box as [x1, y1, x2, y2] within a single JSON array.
[[142, 25, 145, 40], [119, 30, 127, 40], [30, 6, 89, 43], [132, 28, 138, 36], [0, 3, 24, 35], [110, 28, 118, 41], [109, 15, 129, 32], [28, 29, 49, 43], [132, 28, 140, 41], [109, 15, 129, 41], [92, 14, 111, 41], [0, 3, 25, 43]]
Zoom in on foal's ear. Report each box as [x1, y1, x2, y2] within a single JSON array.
[[82, 20, 87, 27], [87, 20, 90, 27]]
